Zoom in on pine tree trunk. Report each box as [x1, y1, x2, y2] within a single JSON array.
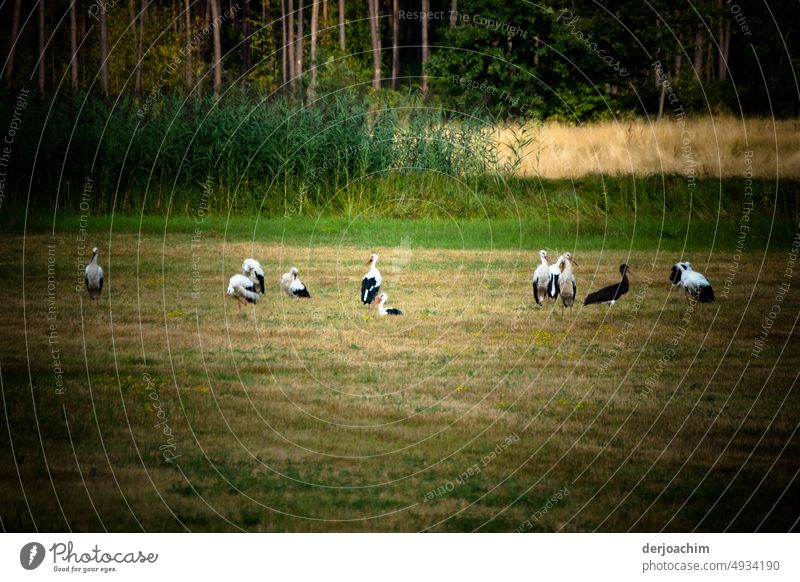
[[720, 19, 731, 81], [136, 0, 144, 94], [6, 0, 22, 81], [716, 0, 725, 80], [296, 0, 304, 84], [391, 0, 398, 89], [185, 0, 193, 86], [38, 0, 46, 95], [241, 0, 251, 87], [70, 0, 79, 89], [211, 0, 222, 96], [288, 0, 296, 93], [693, 28, 703, 77], [450, 0, 457, 28], [421, 0, 430, 94], [338, 0, 345, 50], [308, 0, 318, 100], [368, 0, 381, 89], [281, 0, 288, 85], [99, 1, 108, 95]]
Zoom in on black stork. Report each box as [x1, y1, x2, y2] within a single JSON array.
[[584, 264, 632, 306]]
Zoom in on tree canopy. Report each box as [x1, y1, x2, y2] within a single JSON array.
[[2, 0, 797, 120]]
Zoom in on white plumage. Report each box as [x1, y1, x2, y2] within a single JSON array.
[[670, 262, 715, 303], [559, 252, 578, 309], [377, 292, 403, 315], [280, 267, 311, 298], [361, 253, 382, 305], [242, 258, 265, 293], [226, 274, 259, 311], [548, 254, 564, 300], [532, 249, 551, 306], [84, 247, 104, 302]]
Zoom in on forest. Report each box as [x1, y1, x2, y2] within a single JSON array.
[[1, 1, 798, 216]]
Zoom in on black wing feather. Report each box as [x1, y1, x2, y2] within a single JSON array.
[[696, 285, 715, 303], [361, 278, 379, 304]]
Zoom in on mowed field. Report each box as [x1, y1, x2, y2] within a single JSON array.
[[1, 227, 799, 532]]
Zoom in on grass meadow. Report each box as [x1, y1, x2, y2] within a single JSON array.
[[496, 117, 800, 179], [1, 216, 798, 532]]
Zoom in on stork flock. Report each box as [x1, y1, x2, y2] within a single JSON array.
[[225, 258, 313, 312], [532, 249, 715, 311], [83, 246, 713, 315], [223, 253, 403, 314]]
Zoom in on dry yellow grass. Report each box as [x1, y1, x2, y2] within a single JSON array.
[[1, 232, 798, 532], [495, 117, 800, 179]]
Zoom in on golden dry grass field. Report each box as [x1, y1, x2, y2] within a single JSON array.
[[496, 117, 800, 179], [1, 230, 799, 532]]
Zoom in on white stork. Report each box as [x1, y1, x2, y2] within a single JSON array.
[[377, 292, 403, 315], [548, 254, 564, 300], [559, 252, 578, 309], [670, 262, 715, 303], [84, 247, 104, 303], [532, 250, 550, 306], [280, 267, 311, 298], [361, 253, 382, 305], [242, 258, 266, 293], [226, 274, 259, 312]]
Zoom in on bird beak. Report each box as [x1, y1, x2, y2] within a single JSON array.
[[366, 258, 372, 265], [572, 258, 578, 266]]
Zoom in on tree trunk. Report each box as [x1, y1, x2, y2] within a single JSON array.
[[99, 1, 109, 95], [308, 0, 319, 99], [6, 0, 22, 81], [338, 0, 345, 50], [421, 0, 430, 94], [692, 28, 703, 77], [391, 0, 398, 89], [296, 0, 304, 84], [184, 0, 192, 86], [81, 0, 87, 86], [38, 0, 46, 95], [70, 0, 78, 89], [368, 0, 381, 89], [656, 68, 666, 120], [211, 0, 222, 96], [241, 0, 251, 87], [450, 0, 457, 28], [281, 0, 288, 85], [135, 0, 144, 94], [288, 0, 296, 93], [720, 19, 731, 81], [716, 0, 725, 80]]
